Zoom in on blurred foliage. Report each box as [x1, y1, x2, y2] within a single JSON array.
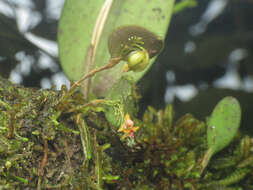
[[0, 13, 36, 78], [0, 0, 60, 87], [0, 13, 35, 57]]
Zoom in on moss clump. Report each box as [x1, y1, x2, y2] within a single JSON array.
[[0, 76, 252, 189]]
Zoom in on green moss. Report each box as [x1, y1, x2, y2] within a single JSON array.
[[0, 76, 252, 189]]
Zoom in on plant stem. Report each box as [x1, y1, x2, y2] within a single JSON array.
[[58, 57, 122, 104]]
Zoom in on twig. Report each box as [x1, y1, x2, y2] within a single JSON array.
[[7, 112, 15, 139], [63, 139, 73, 173], [73, 57, 122, 93], [66, 99, 105, 113], [95, 133, 103, 190], [37, 138, 48, 190], [91, 0, 113, 55], [58, 57, 122, 104], [76, 114, 92, 163], [82, 0, 114, 98]]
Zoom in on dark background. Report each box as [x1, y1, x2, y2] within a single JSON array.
[[0, 0, 253, 133]]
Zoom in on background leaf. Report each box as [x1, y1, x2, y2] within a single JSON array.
[[58, 0, 175, 97]]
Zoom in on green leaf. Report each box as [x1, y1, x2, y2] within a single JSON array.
[[58, 0, 105, 81], [207, 96, 241, 155], [58, 0, 175, 97], [173, 0, 197, 14]]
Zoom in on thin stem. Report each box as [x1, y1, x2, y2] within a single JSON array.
[[95, 135, 103, 190], [76, 114, 92, 163], [37, 138, 48, 190], [58, 57, 122, 104], [66, 99, 105, 113], [71, 57, 122, 91]]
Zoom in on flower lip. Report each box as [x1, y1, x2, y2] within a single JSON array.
[[108, 25, 163, 59], [118, 113, 139, 139]]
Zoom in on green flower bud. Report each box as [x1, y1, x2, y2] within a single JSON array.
[[125, 49, 149, 72], [5, 161, 11, 170]]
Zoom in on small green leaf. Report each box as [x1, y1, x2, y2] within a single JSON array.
[[207, 96, 241, 155]]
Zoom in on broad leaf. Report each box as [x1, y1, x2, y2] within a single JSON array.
[[58, 0, 105, 81], [58, 0, 175, 97]]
